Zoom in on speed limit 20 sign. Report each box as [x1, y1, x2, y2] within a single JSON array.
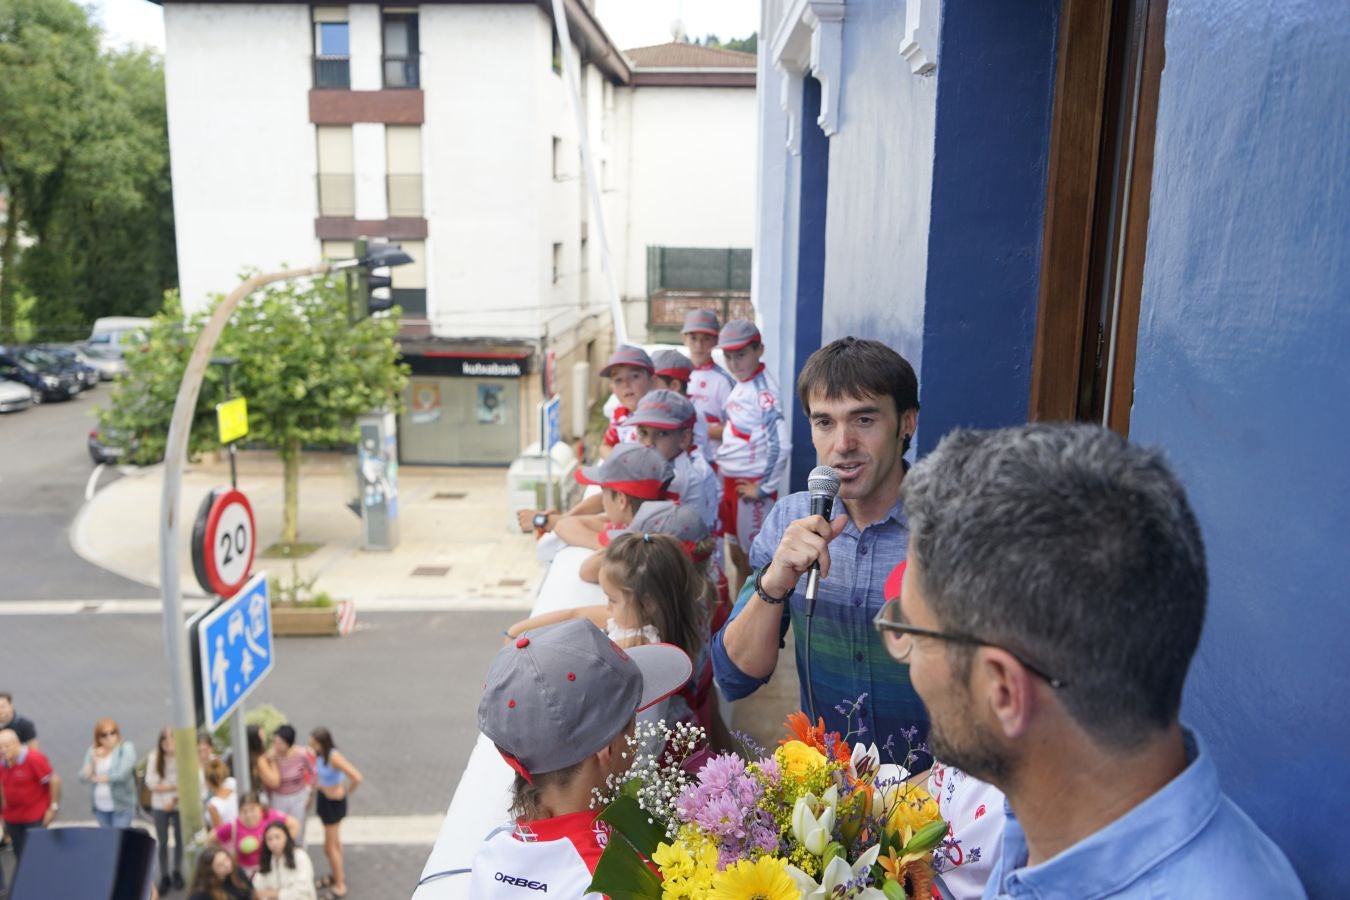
[[191, 487, 256, 598]]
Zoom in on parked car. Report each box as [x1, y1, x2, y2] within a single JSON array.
[[87, 316, 151, 357], [88, 424, 139, 464], [0, 378, 34, 413], [36, 345, 99, 390], [73, 343, 128, 380], [0, 346, 78, 402], [14, 347, 87, 395]]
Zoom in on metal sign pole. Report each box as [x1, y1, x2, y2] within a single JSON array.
[[159, 265, 325, 844], [232, 709, 252, 797]]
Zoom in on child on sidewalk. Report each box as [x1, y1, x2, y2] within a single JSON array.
[[714, 320, 791, 577], [627, 389, 718, 533], [552, 443, 673, 552], [598, 345, 655, 458], [682, 310, 734, 466], [471, 619, 691, 898]]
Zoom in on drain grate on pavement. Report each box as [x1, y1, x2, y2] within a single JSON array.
[[498, 578, 527, 587], [411, 565, 451, 577], [432, 491, 467, 500]]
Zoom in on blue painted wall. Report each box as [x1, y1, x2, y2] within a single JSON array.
[[789, 77, 829, 491], [1129, 2, 1350, 894], [917, 0, 1059, 455]]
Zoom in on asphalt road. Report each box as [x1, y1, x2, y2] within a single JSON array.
[[0, 393, 523, 896], [0, 392, 154, 601]]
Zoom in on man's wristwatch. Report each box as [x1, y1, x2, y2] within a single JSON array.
[[532, 512, 550, 530], [48, 803, 58, 812], [754, 564, 794, 605]]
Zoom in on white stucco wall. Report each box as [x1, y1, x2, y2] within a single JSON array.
[[164, 3, 318, 312], [621, 85, 757, 337]]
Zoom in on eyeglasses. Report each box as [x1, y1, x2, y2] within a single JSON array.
[[872, 598, 1069, 689], [99, 730, 118, 738]]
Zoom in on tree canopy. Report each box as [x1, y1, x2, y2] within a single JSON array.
[[0, 0, 176, 343], [100, 277, 408, 544]]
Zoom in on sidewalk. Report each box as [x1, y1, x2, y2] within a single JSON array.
[[73, 450, 542, 609]]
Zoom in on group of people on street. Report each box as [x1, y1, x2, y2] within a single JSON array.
[[475, 328, 1307, 898], [0, 707, 360, 900]]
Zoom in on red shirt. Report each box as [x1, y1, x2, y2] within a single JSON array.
[[0, 747, 54, 823]]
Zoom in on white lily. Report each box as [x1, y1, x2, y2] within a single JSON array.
[[791, 791, 837, 856], [870, 763, 912, 818], [785, 844, 886, 899], [848, 742, 881, 784]]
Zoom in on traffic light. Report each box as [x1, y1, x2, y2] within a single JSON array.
[[346, 238, 414, 321]]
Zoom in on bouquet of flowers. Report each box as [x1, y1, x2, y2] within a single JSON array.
[[587, 697, 950, 899]]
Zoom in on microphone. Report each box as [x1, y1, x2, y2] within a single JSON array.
[[804, 466, 841, 617]]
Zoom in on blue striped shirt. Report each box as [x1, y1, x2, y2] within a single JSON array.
[[711, 491, 930, 761]]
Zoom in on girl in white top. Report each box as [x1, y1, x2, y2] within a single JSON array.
[[145, 727, 186, 892], [204, 758, 239, 829], [252, 821, 317, 900], [505, 533, 713, 733]]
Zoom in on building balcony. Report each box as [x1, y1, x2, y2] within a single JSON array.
[[317, 174, 355, 217], [383, 55, 420, 89], [314, 55, 351, 89], [387, 174, 424, 217]]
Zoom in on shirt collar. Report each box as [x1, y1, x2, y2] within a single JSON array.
[[835, 495, 907, 537], [3, 746, 28, 768], [993, 728, 1220, 898]]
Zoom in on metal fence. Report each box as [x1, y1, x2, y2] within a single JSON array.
[[646, 247, 754, 334], [314, 55, 351, 89]]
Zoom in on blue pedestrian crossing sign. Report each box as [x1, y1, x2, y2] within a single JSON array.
[[197, 572, 274, 730]]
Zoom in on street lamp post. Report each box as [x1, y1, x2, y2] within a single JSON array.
[[159, 248, 410, 846]]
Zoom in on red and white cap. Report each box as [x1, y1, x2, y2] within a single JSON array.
[[716, 319, 761, 351], [599, 345, 655, 378], [627, 389, 696, 430], [681, 309, 720, 336], [575, 443, 673, 500]]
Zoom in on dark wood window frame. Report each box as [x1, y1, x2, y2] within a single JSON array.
[[1029, 0, 1168, 435]]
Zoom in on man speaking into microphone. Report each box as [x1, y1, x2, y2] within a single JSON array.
[[711, 338, 930, 755]]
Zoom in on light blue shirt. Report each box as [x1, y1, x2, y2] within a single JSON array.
[[983, 730, 1304, 899]]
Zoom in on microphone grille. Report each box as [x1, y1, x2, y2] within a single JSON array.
[[806, 466, 841, 495]]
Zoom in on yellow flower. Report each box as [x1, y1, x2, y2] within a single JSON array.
[[887, 784, 940, 835], [656, 827, 718, 899], [776, 740, 828, 783], [709, 856, 799, 900]]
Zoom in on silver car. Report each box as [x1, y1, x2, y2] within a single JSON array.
[[0, 378, 35, 413]]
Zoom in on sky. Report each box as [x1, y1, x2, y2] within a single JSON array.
[[90, 0, 760, 54]]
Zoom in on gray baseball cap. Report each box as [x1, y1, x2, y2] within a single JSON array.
[[479, 619, 692, 779], [681, 309, 720, 335], [575, 443, 673, 500], [716, 319, 761, 351], [599, 344, 655, 378], [628, 389, 696, 430], [599, 501, 710, 550], [651, 349, 693, 382]]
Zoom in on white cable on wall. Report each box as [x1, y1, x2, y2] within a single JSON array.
[[549, 0, 629, 346]]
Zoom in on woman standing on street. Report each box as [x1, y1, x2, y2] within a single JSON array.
[[309, 727, 362, 900], [145, 727, 186, 893], [79, 718, 137, 828], [268, 725, 314, 846], [187, 846, 253, 900], [248, 724, 281, 799], [253, 821, 318, 900]]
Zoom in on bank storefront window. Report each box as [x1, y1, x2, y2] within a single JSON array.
[[397, 352, 529, 464]]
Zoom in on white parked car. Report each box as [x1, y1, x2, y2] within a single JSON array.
[[0, 378, 35, 413]]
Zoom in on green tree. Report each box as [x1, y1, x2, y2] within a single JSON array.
[[0, 0, 176, 342], [101, 276, 408, 547], [698, 32, 758, 54]]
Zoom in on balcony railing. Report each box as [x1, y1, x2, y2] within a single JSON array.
[[317, 174, 355, 217], [314, 55, 351, 89], [383, 55, 420, 88], [386, 174, 424, 217]]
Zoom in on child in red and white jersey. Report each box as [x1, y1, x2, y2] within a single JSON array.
[[682, 310, 735, 466]]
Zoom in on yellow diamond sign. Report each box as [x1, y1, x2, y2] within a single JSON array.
[[217, 397, 249, 444]]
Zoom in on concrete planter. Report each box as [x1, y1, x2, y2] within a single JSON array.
[[271, 600, 356, 637]]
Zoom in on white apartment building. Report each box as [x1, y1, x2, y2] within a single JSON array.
[[157, 0, 755, 464]]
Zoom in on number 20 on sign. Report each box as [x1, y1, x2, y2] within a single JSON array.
[[191, 487, 256, 598]]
